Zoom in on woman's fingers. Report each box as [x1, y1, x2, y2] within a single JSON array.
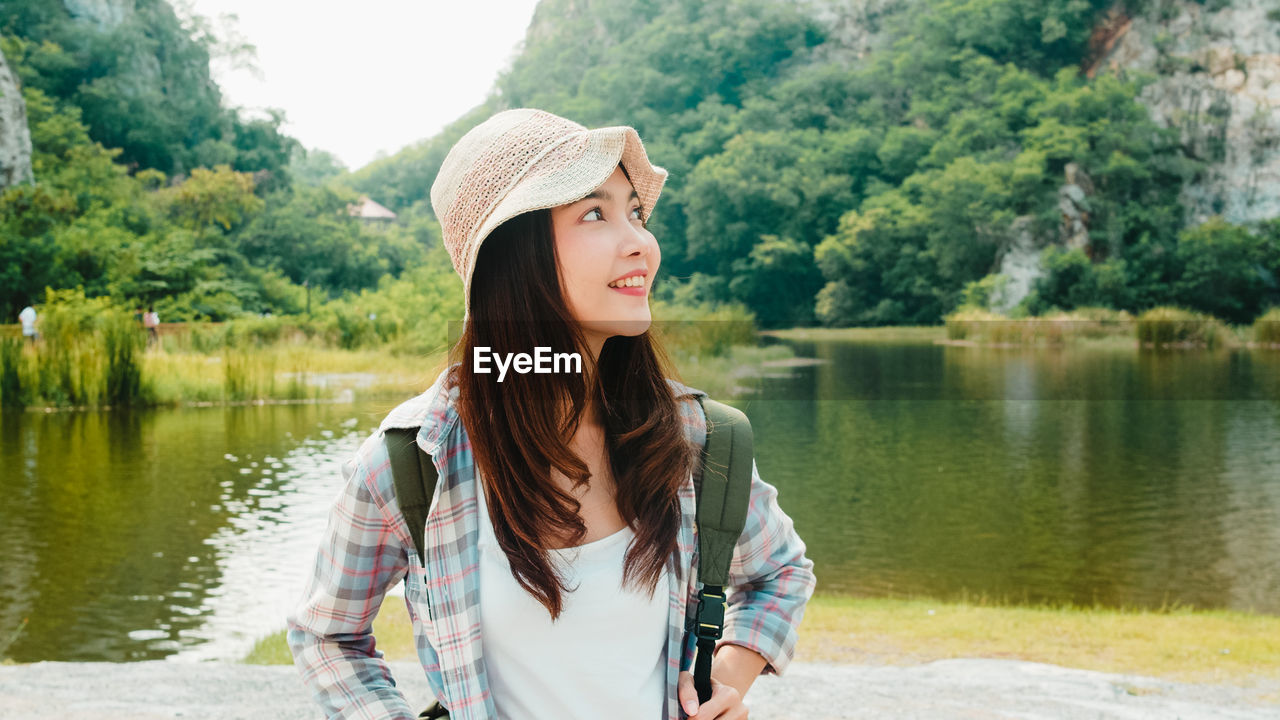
[[677, 671, 745, 719], [677, 670, 700, 716]]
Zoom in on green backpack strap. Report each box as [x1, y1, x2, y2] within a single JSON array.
[[384, 427, 437, 569], [690, 396, 754, 704], [386, 428, 448, 718]]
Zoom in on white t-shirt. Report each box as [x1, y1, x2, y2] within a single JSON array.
[[476, 474, 669, 720], [18, 306, 35, 336]]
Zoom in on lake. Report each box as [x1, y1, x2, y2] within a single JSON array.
[[1, 338, 1277, 662]]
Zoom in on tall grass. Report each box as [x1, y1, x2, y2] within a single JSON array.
[[102, 312, 144, 405], [0, 337, 23, 407], [2, 295, 769, 408], [0, 289, 150, 409], [1254, 307, 1280, 346], [1136, 306, 1233, 349], [942, 305, 1265, 350], [944, 306, 1134, 345]]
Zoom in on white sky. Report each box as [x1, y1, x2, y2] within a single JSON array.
[[181, 0, 543, 171]]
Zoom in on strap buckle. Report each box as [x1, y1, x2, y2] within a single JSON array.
[[694, 587, 725, 641]]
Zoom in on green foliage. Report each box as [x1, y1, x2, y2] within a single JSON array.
[[1027, 246, 1132, 313], [961, 273, 1011, 310], [1172, 218, 1277, 325], [728, 235, 822, 327], [289, 146, 348, 187], [4, 0, 1274, 336], [312, 253, 464, 354], [0, 5, 298, 179]]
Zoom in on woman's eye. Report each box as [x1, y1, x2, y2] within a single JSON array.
[[583, 206, 644, 222]]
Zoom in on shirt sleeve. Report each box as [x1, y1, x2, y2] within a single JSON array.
[[286, 434, 417, 719], [714, 458, 816, 676]]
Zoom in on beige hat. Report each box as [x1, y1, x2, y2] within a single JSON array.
[[430, 108, 668, 320]]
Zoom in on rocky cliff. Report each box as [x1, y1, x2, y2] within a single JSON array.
[[0, 48, 34, 189], [1093, 0, 1280, 226], [994, 0, 1280, 310]]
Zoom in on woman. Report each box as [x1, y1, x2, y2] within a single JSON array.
[[287, 108, 815, 720]]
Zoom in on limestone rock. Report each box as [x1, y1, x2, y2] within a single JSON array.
[[992, 215, 1043, 315], [0, 48, 34, 189], [1093, 0, 1280, 225]]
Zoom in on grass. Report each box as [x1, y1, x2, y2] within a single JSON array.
[[1135, 306, 1236, 349], [944, 307, 1138, 346], [0, 337, 788, 409], [795, 594, 1280, 688], [1255, 307, 1280, 346], [141, 346, 447, 405], [244, 599, 417, 665], [931, 306, 1280, 350], [246, 594, 1280, 690]]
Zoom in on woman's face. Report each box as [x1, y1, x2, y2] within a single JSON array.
[[549, 165, 660, 355]]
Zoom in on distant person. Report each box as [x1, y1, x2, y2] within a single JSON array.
[[143, 307, 160, 347], [18, 304, 37, 345]]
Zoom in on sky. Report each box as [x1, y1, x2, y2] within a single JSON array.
[[181, 0, 544, 171]]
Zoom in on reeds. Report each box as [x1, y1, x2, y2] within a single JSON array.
[[0, 337, 23, 407], [0, 291, 149, 409], [2, 296, 769, 408], [944, 306, 1134, 345], [1135, 306, 1233, 349]]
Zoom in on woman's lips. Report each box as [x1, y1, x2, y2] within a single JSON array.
[[610, 285, 646, 297]]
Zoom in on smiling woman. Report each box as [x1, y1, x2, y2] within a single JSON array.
[[550, 165, 661, 356], [286, 108, 815, 720]]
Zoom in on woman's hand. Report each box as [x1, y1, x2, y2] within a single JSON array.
[[677, 670, 747, 719]]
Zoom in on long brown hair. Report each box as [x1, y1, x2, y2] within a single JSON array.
[[450, 206, 696, 620]]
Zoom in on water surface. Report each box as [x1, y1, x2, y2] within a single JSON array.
[[1, 339, 1277, 662]]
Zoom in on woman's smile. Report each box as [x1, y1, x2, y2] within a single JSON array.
[[607, 271, 648, 296]]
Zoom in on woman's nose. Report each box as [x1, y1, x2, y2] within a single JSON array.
[[618, 223, 656, 257]]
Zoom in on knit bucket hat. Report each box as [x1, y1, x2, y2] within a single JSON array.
[[430, 108, 668, 321]]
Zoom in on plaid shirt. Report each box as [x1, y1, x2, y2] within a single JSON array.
[[287, 366, 815, 720]]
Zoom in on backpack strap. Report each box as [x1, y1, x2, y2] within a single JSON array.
[[384, 427, 437, 569], [386, 428, 447, 718], [690, 396, 754, 704]]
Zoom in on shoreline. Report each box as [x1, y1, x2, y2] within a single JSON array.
[[232, 594, 1280, 690]]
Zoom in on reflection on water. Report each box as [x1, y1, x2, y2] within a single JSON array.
[[0, 400, 398, 662], [741, 340, 1280, 614], [1, 340, 1278, 662]]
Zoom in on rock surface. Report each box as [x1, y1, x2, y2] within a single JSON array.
[[0, 658, 1275, 719], [0, 48, 34, 189], [1093, 0, 1280, 227]]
